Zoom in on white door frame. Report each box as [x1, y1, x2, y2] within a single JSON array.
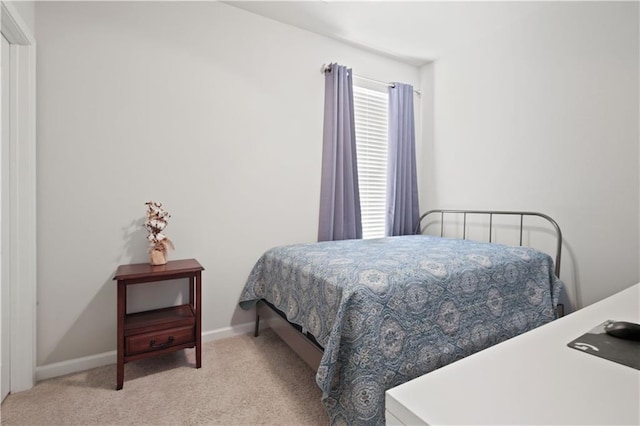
[[1, 1, 36, 393]]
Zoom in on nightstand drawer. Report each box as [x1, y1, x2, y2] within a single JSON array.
[[126, 325, 194, 356]]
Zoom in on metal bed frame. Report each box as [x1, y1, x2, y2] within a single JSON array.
[[415, 209, 562, 277], [255, 300, 323, 371], [255, 209, 564, 372]]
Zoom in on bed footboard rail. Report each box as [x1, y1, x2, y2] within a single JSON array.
[[415, 209, 562, 277], [255, 300, 323, 371]]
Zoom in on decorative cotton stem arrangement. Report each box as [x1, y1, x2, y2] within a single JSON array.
[[144, 201, 174, 265]]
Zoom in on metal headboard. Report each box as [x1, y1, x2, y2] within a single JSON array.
[[414, 209, 562, 277]]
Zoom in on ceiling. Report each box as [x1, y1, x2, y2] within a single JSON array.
[[225, 1, 547, 66]]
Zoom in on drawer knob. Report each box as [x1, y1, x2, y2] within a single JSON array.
[[149, 336, 174, 349]]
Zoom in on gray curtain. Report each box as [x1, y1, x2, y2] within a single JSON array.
[[387, 83, 420, 236], [318, 63, 362, 241]]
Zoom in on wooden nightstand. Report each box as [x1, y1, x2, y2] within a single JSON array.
[[113, 258, 204, 390]]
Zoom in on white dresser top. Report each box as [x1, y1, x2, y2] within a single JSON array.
[[386, 283, 640, 425]]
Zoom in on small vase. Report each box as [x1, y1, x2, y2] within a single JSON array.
[[150, 249, 167, 265]]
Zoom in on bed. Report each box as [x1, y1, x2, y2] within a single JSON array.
[[239, 210, 563, 425]]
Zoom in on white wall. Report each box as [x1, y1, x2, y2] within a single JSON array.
[[35, 2, 419, 366], [422, 2, 639, 309], [32, 0, 640, 372]]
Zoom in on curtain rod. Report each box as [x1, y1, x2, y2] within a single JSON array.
[[321, 64, 421, 96]]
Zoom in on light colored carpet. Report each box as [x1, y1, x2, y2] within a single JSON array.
[[0, 329, 328, 425]]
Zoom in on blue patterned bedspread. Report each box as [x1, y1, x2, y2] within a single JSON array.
[[239, 235, 562, 425]]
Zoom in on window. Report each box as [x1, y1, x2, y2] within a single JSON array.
[[353, 86, 388, 239]]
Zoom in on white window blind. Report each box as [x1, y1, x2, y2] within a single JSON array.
[[353, 86, 388, 239]]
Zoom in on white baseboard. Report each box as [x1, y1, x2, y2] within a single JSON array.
[[35, 350, 117, 382], [35, 321, 259, 382], [201, 321, 257, 342]]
